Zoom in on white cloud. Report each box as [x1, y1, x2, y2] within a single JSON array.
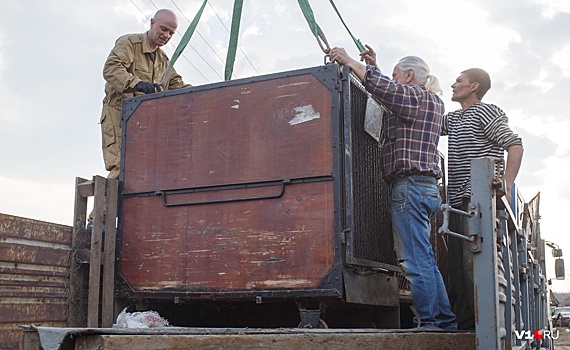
[[516, 112, 570, 156], [536, 0, 570, 17], [553, 45, 570, 77], [242, 24, 261, 38]]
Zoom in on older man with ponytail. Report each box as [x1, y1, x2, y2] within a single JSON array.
[[331, 46, 457, 331]]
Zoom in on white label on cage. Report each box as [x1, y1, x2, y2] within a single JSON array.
[[289, 104, 320, 125], [364, 96, 384, 142]]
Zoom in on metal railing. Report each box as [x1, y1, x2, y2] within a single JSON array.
[[440, 158, 553, 350]]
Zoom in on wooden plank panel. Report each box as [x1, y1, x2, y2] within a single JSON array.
[[102, 178, 118, 328], [18, 328, 41, 350], [0, 329, 21, 350], [0, 242, 69, 266], [87, 176, 106, 328], [0, 263, 68, 278], [119, 181, 335, 292], [0, 279, 67, 290], [73, 332, 475, 350], [119, 68, 340, 297], [123, 73, 334, 194], [0, 281, 68, 298], [69, 177, 90, 327], [0, 214, 72, 350], [0, 214, 71, 244], [0, 302, 67, 323]]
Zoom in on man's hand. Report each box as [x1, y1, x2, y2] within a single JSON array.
[[330, 47, 352, 66], [359, 44, 379, 70], [330, 47, 367, 81], [135, 81, 162, 94]]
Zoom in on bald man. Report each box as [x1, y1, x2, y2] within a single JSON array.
[[89, 9, 190, 226], [100, 9, 190, 180]]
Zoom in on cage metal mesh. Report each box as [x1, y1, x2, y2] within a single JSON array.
[[347, 74, 449, 290], [348, 75, 396, 265]]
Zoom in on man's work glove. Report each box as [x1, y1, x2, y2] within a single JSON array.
[[135, 81, 162, 94]]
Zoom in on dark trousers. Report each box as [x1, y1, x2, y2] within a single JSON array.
[[447, 198, 475, 330]]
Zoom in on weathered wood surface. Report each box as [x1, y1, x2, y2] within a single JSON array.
[[122, 73, 333, 195], [87, 176, 105, 328], [0, 213, 72, 350], [101, 178, 118, 328], [119, 181, 336, 292], [70, 176, 118, 328], [20, 327, 476, 350], [76, 333, 476, 350], [69, 177, 90, 327], [119, 70, 340, 295]]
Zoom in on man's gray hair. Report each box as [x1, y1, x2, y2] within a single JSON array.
[[396, 56, 442, 95]]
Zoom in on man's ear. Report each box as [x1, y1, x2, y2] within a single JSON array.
[[471, 81, 480, 93], [407, 69, 415, 84]]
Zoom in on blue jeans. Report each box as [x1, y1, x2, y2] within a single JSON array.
[[389, 176, 457, 330]]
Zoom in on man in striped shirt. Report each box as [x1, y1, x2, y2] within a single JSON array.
[[442, 68, 524, 330], [331, 46, 457, 331]]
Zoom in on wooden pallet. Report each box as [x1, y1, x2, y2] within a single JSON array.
[[69, 176, 118, 328]]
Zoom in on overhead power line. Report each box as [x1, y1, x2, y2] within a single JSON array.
[[169, 0, 226, 66], [146, 0, 223, 80], [206, 1, 259, 75], [146, 0, 260, 79]]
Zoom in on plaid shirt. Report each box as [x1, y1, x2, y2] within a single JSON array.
[[363, 66, 444, 182]]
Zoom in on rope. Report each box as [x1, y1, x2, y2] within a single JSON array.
[[160, 0, 209, 87], [297, 0, 330, 54], [224, 0, 244, 81], [327, 0, 365, 52]]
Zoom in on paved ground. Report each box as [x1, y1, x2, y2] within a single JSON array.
[[554, 328, 570, 349]]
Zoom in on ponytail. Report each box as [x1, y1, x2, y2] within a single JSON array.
[[425, 74, 442, 95]]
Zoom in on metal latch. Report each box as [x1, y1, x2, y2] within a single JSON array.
[[439, 202, 481, 253]]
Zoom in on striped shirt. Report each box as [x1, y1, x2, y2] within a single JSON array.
[[442, 102, 523, 207], [363, 66, 444, 182]]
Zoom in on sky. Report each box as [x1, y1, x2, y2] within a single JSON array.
[[1, 0, 569, 291]]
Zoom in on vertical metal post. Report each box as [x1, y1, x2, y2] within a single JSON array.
[[519, 233, 530, 338], [471, 158, 504, 350], [537, 238, 548, 333], [499, 210, 514, 347], [511, 228, 524, 348], [533, 261, 540, 332]]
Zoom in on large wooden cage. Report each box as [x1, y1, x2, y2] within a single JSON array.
[[115, 63, 446, 327]]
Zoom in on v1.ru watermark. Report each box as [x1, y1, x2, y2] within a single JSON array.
[[515, 329, 559, 341]]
